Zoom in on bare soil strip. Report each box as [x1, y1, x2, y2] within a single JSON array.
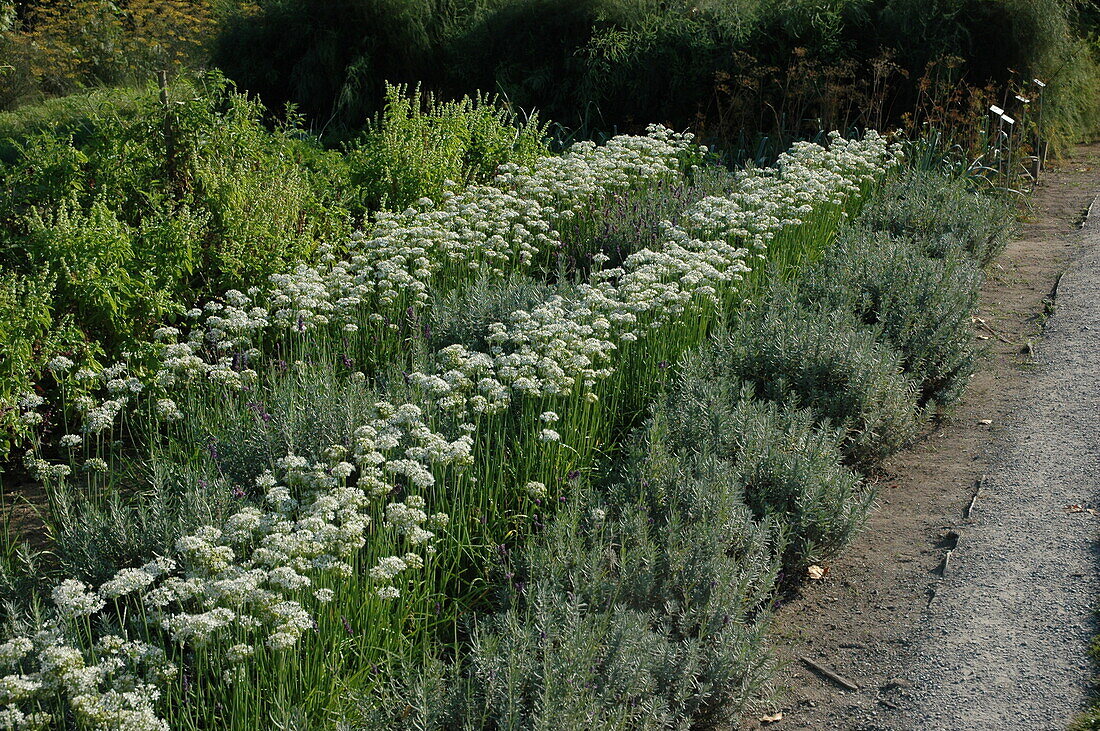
[[880, 193, 1100, 729], [741, 145, 1100, 730]]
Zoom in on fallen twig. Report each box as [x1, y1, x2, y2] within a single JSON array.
[[939, 549, 954, 576], [799, 656, 860, 691], [965, 475, 986, 520], [973, 317, 1012, 344]]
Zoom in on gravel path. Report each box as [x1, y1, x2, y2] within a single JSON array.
[[877, 197, 1100, 730]]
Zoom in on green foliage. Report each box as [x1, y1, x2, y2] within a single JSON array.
[[705, 296, 922, 468], [214, 0, 1100, 144], [0, 85, 151, 163], [0, 74, 354, 379], [0, 267, 94, 454], [797, 227, 982, 406], [0, 268, 52, 417], [23, 198, 202, 344], [0, 72, 354, 294], [347, 83, 550, 211]]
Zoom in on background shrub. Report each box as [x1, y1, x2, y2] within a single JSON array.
[[211, 0, 1100, 146], [22, 198, 205, 344], [0, 0, 219, 109], [0, 73, 354, 322]]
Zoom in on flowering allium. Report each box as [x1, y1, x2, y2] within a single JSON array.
[[52, 580, 105, 620]]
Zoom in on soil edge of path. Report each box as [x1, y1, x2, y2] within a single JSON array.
[[740, 145, 1100, 731]]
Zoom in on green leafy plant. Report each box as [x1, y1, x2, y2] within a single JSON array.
[[0, 268, 57, 453], [346, 83, 550, 211], [23, 198, 201, 344]]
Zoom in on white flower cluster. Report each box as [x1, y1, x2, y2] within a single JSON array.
[[14, 392, 45, 428], [1, 400, 469, 727], [52, 579, 105, 619], [0, 629, 171, 731], [46, 356, 74, 374], [368, 549, 428, 600], [407, 131, 901, 403], [22, 130, 898, 512], [679, 131, 900, 256], [139, 403, 466, 651], [495, 124, 701, 223], [154, 398, 182, 422], [22, 454, 70, 482]]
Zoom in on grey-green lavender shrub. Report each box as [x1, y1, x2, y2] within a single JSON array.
[[189, 358, 388, 490], [50, 463, 235, 586], [359, 454, 781, 729], [467, 587, 685, 730], [707, 297, 922, 469], [556, 164, 739, 268], [857, 169, 1015, 266], [429, 273, 557, 352], [797, 228, 983, 407], [655, 378, 871, 570], [461, 468, 780, 731], [0, 523, 46, 612]]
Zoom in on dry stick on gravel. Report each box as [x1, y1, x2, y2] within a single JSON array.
[[799, 657, 861, 691], [938, 549, 954, 576], [936, 531, 960, 576], [964, 474, 985, 520]]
